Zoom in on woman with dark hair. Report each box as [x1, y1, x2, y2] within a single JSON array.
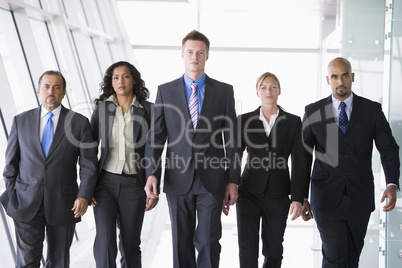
[[91, 61, 158, 268], [236, 72, 308, 268]]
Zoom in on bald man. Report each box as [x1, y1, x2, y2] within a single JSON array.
[[301, 57, 400, 267]]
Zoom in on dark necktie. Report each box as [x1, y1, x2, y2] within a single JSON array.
[[339, 102, 348, 134], [42, 112, 54, 157], [188, 82, 199, 129]]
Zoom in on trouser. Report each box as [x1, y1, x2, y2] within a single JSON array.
[[14, 200, 75, 268], [166, 175, 223, 268], [237, 190, 290, 268], [93, 170, 146, 268], [314, 195, 371, 268]]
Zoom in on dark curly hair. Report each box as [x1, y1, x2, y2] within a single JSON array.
[[93, 61, 149, 105]]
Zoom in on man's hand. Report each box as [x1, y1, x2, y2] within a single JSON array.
[[91, 196, 97, 207], [144, 175, 159, 199], [289, 201, 302, 221], [145, 196, 159, 211], [223, 183, 238, 216], [222, 201, 230, 216], [381, 185, 398, 212], [72, 197, 89, 218], [301, 199, 313, 221]]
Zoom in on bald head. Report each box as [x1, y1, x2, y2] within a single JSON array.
[[326, 57, 354, 101], [327, 57, 352, 75]]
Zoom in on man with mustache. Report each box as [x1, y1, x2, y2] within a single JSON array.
[[0, 70, 98, 267], [301, 57, 400, 267]]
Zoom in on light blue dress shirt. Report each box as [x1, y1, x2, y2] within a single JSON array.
[[184, 74, 205, 113]]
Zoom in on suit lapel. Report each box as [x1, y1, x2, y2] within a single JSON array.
[[173, 77, 194, 129], [268, 108, 287, 144], [346, 93, 362, 134], [248, 107, 270, 143], [324, 96, 336, 123], [29, 107, 45, 158], [102, 100, 146, 148], [132, 105, 145, 144], [105, 102, 116, 148], [198, 76, 215, 128], [252, 107, 287, 146]]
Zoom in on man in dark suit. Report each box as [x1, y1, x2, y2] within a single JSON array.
[[302, 57, 400, 267], [144, 30, 240, 268], [0, 70, 98, 267]]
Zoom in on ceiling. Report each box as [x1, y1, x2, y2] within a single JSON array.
[[118, 0, 338, 18]]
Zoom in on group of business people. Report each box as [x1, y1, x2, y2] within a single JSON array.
[[0, 29, 400, 268]]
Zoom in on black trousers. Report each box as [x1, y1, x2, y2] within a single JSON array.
[[14, 200, 75, 268], [314, 195, 371, 268], [236, 190, 290, 268], [166, 175, 223, 268], [93, 170, 146, 268]]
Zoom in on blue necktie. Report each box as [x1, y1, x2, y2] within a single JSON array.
[[42, 112, 54, 157], [339, 102, 348, 134]]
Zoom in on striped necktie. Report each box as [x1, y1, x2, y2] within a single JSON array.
[[42, 111, 54, 157], [188, 82, 199, 129]]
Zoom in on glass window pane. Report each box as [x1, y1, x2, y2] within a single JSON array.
[[117, 1, 197, 46], [29, 18, 59, 71], [93, 38, 113, 75], [202, 11, 321, 49], [0, 115, 16, 268], [62, 0, 87, 25], [40, 0, 61, 14], [0, 9, 38, 113], [23, 0, 41, 8], [71, 31, 102, 100], [81, 0, 104, 31]]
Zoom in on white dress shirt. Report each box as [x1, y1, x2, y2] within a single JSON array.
[[102, 95, 142, 175], [39, 105, 61, 142], [259, 107, 279, 137], [331, 94, 353, 126]]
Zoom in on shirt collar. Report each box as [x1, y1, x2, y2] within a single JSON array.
[[332, 93, 353, 109], [259, 107, 279, 124], [184, 73, 206, 88], [41, 104, 62, 118], [105, 94, 142, 108]]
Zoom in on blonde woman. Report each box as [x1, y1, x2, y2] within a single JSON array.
[[236, 72, 308, 268]]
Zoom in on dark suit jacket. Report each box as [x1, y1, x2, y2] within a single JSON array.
[[0, 105, 98, 225], [145, 75, 240, 196], [238, 107, 308, 203], [90, 99, 153, 186], [303, 93, 400, 213]]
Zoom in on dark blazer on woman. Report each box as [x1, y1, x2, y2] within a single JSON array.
[[238, 106, 308, 203], [90, 99, 153, 186]]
